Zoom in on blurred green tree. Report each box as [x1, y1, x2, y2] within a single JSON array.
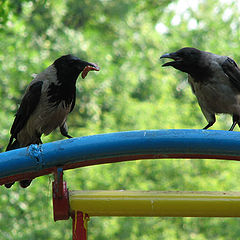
[[1, 0, 240, 239]]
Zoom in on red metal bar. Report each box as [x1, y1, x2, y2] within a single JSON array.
[[72, 212, 89, 240], [52, 168, 70, 221]]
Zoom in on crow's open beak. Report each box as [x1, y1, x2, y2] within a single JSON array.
[[160, 52, 182, 67], [81, 63, 100, 79]]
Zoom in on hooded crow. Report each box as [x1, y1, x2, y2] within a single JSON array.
[[5, 54, 100, 188], [160, 47, 240, 131]]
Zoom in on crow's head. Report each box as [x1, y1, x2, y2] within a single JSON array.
[[54, 54, 100, 83], [160, 47, 202, 74]]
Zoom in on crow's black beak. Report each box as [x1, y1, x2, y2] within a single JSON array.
[[160, 52, 181, 67], [160, 53, 172, 59]]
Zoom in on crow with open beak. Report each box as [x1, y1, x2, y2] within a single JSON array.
[[160, 47, 240, 131], [5, 54, 100, 188]]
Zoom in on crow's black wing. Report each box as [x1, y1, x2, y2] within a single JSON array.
[[222, 57, 240, 91], [70, 88, 76, 113], [10, 81, 43, 138]]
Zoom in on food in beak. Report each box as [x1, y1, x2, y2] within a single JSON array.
[[81, 63, 100, 79]]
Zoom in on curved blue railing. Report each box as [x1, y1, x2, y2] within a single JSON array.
[[1, 129, 240, 184]]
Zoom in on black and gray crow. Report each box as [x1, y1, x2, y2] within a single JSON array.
[[5, 54, 100, 188], [160, 47, 240, 131]]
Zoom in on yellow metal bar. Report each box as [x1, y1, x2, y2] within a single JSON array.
[[69, 190, 240, 217]]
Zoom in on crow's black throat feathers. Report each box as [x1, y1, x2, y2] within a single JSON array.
[[47, 82, 76, 108]]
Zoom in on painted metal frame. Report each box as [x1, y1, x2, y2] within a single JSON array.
[[2, 129, 240, 239]]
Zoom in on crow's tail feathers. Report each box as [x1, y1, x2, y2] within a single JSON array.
[[5, 136, 19, 188], [6, 136, 19, 151], [5, 136, 33, 188]]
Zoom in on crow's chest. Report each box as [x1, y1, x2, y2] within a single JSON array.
[[30, 98, 72, 136], [188, 75, 239, 114]]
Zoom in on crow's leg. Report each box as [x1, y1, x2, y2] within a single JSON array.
[[202, 114, 215, 130], [60, 122, 73, 138], [203, 121, 215, 130], [229, 115, 239, 131]]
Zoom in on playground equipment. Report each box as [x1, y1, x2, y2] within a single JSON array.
[[1, 129, 240, 239]]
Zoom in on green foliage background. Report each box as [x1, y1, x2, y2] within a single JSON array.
[[1, 0, 240, 239]]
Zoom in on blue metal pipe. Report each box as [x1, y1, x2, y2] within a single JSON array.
[[1, 129, 240, 183]]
